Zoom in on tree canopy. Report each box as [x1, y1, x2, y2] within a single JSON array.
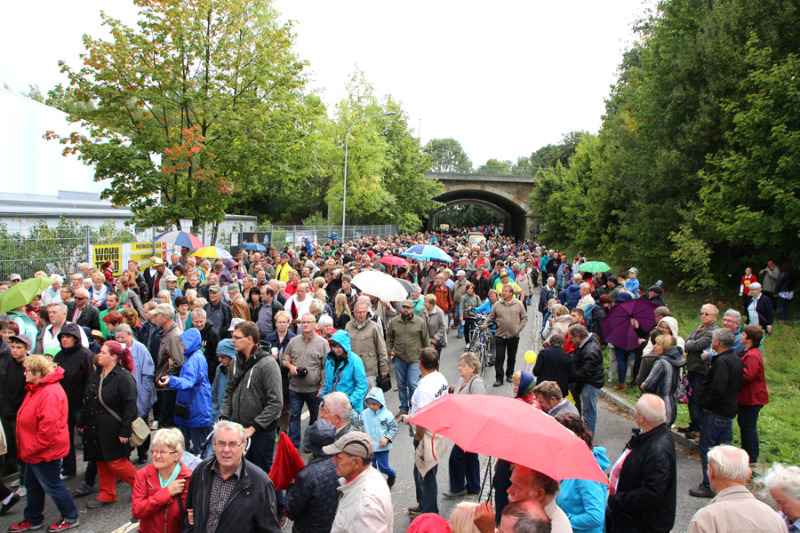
[[423, 138, 472, 173]]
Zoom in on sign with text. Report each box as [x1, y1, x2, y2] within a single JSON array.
[[90, 242, 167, 275]]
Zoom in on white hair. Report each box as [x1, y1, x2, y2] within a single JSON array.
[[49, 274, 64, 284], [318, 314, 333, 327], [708, 445, 750, 483], [322, 391, 352, 419], [763, 463, 800, 501], [213, 420, 247, 442], [636, 394, 667, 426], [151, 427, 185, 456]]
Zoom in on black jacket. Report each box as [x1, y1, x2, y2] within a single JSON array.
[[0, 357, 26, 419], [572, 333, 604, 390], [204, 301, 233, 340], [185, 456, 280, 533], [67, 301, 101, 331], [53, 323, 94, 409], [284, 455, 338, 533], [198, 322, 221, 383], [700, 348, 743, 417], [606, 424, 677, 533], [533, 345, 577, 398], [79, 365, 138, 462], [137, 321, 162, 367]]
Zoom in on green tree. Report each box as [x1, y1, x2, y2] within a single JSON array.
[[529, 131, 586, 169], [423, 138, 472, 173], [50, 0, 318, 231], [435, 204, 503, 228], [478, 158, 513, 174]]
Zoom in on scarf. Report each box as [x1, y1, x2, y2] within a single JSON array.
[[159, 462, 182, 488]]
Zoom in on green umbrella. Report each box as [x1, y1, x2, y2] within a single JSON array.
[[0, 277, 55, 313], [579, 261, 612, 274]]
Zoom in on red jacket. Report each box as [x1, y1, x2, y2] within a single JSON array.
[[433, 284, 454, 314], [132, 462, 193, 533], [738, 347, 769, 406], [16, 366, 70, 463]]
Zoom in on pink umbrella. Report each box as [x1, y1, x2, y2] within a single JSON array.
[[379, 255, 408, 267]]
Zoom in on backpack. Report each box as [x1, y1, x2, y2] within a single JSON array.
[[583, 304, 596, 328]]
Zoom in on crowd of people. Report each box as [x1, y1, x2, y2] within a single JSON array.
[[0, 226, 796, 533]]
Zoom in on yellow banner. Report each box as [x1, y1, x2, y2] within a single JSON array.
[[92, 244, 122, 275]]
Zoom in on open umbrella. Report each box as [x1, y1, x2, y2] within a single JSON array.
[[155, 230, 204, 250], [194, 246, 232, 259], [351, 271, 408, 302], [380, 255, 408, 268], [409, 394, 607, 485], [395, 277, 414, 296], [0, 277, 55, 313], [401, 244, 454, 263], [600, 298, 660, 351], [240, 242, 267, 252], [579, 261, 612, 274]]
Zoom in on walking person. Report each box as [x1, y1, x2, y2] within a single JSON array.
[[386, 300, 431, 417], [485, 284, 528, 387]]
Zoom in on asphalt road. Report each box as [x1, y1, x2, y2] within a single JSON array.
[[1, 297, 711, 532]]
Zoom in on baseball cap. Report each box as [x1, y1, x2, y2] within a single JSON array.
[[628, 267, 638, 274], [153, 303, 175, 316], [303, 419, 336, 456], [456, 270, 466, 277], [9, 334, 32, 350], [9, 274, 21, 282], [208, 285, 222, 293], [322, 431, 374, 460], [165, 274, 178, 282], [401, 299, 414, 308], [43, 346, 60, 357]]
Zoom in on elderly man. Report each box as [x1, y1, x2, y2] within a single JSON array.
[[227, 284, 250, 322], [506, 464, 571, 532], [255, 285, 282, 339], [486, 284, 528, 388], [688, 445, 788, 532], [147, 257, 168, 299], [539, 276, 557, 318], [185, 420, 281, 532], [567, 324, 604, 434], [153, 302, 185, 428], [575, 283, 595, 312], [760, 259, 781, 306], [205, 285, 233, 339], [320, 391, 353, 439], [66, 288, 100, 331], [533, 381, 579, 418], [36, 302, 88, 352], [704, 309, 744, 364], [221, 321, 282, 475], [680, 304, 720, 439], [283, 313, 328, 448], [746, 282, 774, 334], [345, 300, 389, 390], [284, 281, 312, 333], [386, 300, 431, 417], [606, 394, 676, 532], [690, 328, 744, 498], [323, 432, 393, 533]]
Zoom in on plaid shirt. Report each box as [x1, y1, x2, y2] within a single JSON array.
[[206, 460, 243, 533]]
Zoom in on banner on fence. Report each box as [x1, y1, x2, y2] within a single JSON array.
[[91, 242, 166, 275]]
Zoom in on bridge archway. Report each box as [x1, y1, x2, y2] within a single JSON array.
[[428, 189, 529, 240]]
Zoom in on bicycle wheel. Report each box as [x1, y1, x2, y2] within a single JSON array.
[[478, 333, 488, 377]]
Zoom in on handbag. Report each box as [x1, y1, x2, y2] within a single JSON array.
[[174, 384, 202, 419], [97, 372, 151, 448], [376, 353, 392, 393]]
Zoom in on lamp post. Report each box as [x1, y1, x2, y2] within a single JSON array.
[[342, 111, 396, 240]]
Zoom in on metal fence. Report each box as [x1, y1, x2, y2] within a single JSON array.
[[240, 224, 399, 248]]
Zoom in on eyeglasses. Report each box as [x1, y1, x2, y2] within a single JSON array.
[[75, 297, 87, 301], [152, 449, 179, 456], [214, 441, 243, 450], [230, 334, 245, 340]]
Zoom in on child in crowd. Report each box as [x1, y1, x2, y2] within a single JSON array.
[[625, 267, 640, 298], [351, 387, 398, 487]]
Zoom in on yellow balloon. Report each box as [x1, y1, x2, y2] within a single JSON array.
[[524, 350, 537, 364]]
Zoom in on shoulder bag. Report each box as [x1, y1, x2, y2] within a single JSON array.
[[98, 372, 151, 448], [376, 353, 392, 393]]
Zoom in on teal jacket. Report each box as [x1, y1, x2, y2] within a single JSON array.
[[556, 446, 610, 533], [322, 330, 368, 409], [351, 387, 398, 452]]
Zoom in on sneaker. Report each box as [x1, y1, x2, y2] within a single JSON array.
[[506, 376, 513, 383], [47, 519, 79, 532], [456, 334, 463, 339], [70, 484, 95, 498], [137, 454, 148, 465], [407, 506, 422, 516], [395, 410, 407, 419], [15, 487, 26, 498], [10, 479, 20, 488], [8, 519, 43, 532], [688, 483, 714, 498], [0, 492, 21, 516], [443, 490, 467, 498], [493, 380, 503, 387], [387, 475, 396, 488]]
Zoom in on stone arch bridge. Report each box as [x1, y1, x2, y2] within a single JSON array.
[[424, 172, 537, 240]]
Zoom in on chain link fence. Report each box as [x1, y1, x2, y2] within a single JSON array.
[[241, 224, 398, 248]]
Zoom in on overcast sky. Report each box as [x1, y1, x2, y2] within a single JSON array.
[[0, 0, 651, 167]]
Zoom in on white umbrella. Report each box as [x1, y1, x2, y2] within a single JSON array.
[[352, 271, 409, 302]]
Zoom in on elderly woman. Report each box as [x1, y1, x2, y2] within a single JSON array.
[[131, 428, 192, 533], [764, 463, 800, 530], [445, 352, 486, 498], [738, 325, 769, 464], [554, 414, 609, 533], [641, 334, 686, 426], [459, 283, 481, 350], [9, 355, 79, 532], [448, 502, 481, 533], [89, 272, 109, 308], [542, 304, 571, 345], [79, 341, 139, 510], [318, 314, 335, 342], [421, 294, 447, 355]]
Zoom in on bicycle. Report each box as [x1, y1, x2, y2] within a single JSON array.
[[466, 313, 494, 377]]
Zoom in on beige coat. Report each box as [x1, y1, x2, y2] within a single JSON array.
[[345, 319, 389, 377], [687, 485, 788, 533], [487, 297, 528, 339]]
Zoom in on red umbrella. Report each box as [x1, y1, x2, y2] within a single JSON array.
[[379, 255, 408, 267], [409, 394, 607, 485]]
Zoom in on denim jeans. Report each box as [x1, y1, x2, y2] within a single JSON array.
[[449, 444, 480, 493], [454, 304, 463, 335], [614, 346, 630, 383], [700, 411, 734, 489], [372, 450, 396, 477], [580, 384, 600, 434], [413, 439, 438, 514], [395, 359, 420, 413], [777, 297, 790, 321], [159, 390, 177, 428], [61, 406, 83, 476], [24, 459, 79, 525], [289, 390, 320, 447], [737, 404, 763, 463], [180, 425, 213, 456], [247, 425, 277, 474], [687, 372, 706, 432], [495, 336, 520, 382]]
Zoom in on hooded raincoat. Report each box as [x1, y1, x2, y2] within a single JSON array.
[[322, 330, 368, 410], [167, 328, 212, 428], [350, 387, 398, 452], [557, 446, 611, 533], [641, 346, 686, 425]]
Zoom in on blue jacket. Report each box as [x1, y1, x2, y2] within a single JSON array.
[[559, 283, 581, 310], [557, 447, 610, 533], [321, 330, 367, 409], [350, 387, 398, 452], [167, 328, 212, 428], [130, 339, 157, 418]]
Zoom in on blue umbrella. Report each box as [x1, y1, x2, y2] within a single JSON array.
[[401, 244, 454, 263], [155, 230, 204, 250], [240, 243, 267, 252]]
